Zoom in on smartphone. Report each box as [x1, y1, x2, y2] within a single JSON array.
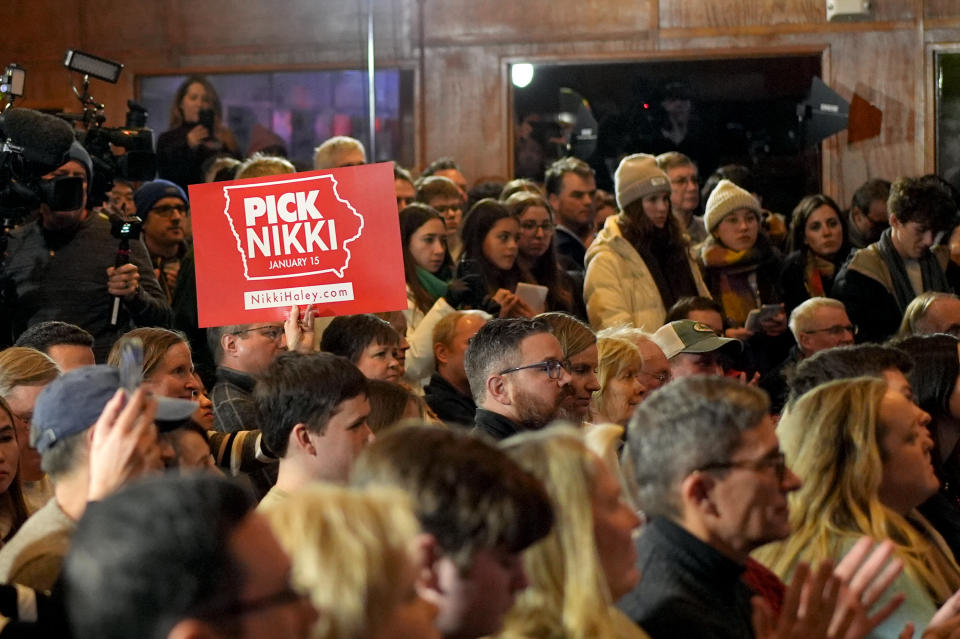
[[198, 108, 215, 132], [745, 304, 784, 332]]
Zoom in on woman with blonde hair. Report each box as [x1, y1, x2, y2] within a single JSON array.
[[538, 312, 600, 425], [265, 483, 439, 639], [0, 346, 59, 512], [497, 427, 646, 639], [0, 397, 29, 544], [591, 329, 647, 427], [756, 377, 960, 637]]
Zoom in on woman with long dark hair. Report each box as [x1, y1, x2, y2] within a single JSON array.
[[398, 203, 459, 384], [507, 192, 585, 318], [457, 199, 534, 318], [157, 75, 239, 189], [780, 194, 851, 313], [584, 154, 710, 331]]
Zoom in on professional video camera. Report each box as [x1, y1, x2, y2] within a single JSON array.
[[78, 99, 157, 208], [55, 50, 157, 208], [0, 107, 85, 227]]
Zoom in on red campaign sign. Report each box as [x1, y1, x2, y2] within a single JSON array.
[[188, 162, 407, 327]]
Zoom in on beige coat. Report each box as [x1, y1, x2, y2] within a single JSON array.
[[584, 215, 711, 331]]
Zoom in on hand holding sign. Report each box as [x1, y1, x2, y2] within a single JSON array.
[[284, 304, 317, 353]]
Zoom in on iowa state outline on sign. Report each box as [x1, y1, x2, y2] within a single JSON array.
[[221, 173, 364, 280]]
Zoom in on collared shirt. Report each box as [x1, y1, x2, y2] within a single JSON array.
[[472, 408, 522, 441], [618, 517, 755, 639]]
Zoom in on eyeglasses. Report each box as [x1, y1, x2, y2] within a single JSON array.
[[802, 324, 858, 337], [499, 359, 570, 380], [699, 451, 788, 482], [433, 204, 462, 215], [520, 221, 556, 233], [151, 203, 189, 217], [640, 370, 670, 385], [202, 584, 306, 619], [233, 326, 284, 342]]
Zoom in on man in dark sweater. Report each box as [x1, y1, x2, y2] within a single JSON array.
[[545, 157, 596, 272], [464, 318, 571, 440], [424, 311, 488, 427], [4, 143, 171, 360], [619, 376, 801, 639]]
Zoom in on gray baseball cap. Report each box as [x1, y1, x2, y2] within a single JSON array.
[[31, 365, 197, 454]]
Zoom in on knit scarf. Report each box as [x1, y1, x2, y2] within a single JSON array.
[[877, 228, 951, 313], [803, 253, 836, 299], [700, 239, 763, 326], [416, 266, 448, 301]]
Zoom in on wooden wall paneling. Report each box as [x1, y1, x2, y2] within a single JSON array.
[[926, 0, 960, 20], [421, 45, 507, 181], [658, 0, 915, 30], [424, 36, 666, 179], [827, 29, 922, 202], [1, 0, 83, 60], [659, 0, 823, 29], [80, 0, 172, 54], [421, 0, 653, 45]]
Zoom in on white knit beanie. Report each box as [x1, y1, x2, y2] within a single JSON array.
[[614, 153, 671, 209], [703, 179, 761, 232]]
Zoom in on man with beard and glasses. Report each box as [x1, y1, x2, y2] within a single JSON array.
[[465, 318, 571, 439]]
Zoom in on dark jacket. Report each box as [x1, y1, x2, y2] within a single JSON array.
[[5, 213, 171, 360], [618, 517, 755, 639], [554, 226, 586, 272], [759, 345, 804, 415], [424, 374, 476, 428], [833, 243, 960, 344]]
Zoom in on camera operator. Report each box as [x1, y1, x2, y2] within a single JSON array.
[[4, 141, 171, 361]]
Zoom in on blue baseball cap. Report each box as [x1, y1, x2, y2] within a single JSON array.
[[31, 365, 197, 454]]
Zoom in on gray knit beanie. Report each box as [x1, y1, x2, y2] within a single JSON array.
[[614, 153, 671, 209], [703, 179, 761, 232]]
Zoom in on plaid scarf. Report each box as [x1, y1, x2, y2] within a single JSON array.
[[700, 238, 763, 326]]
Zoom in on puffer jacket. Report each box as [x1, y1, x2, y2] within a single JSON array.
[[584, 215, 710, 331]]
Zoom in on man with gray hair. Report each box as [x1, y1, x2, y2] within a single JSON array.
[[618, 376, 801, 638], [312, 135, 366, 170], [760, 297, 856, 412]]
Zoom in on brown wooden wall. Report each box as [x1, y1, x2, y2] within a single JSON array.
[[2, 0, 959, 204]]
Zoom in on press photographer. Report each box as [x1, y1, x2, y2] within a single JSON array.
[[1, 108, 171, 359]]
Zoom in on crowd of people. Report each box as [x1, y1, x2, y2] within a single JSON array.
[[3, 73, 960, 639]]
